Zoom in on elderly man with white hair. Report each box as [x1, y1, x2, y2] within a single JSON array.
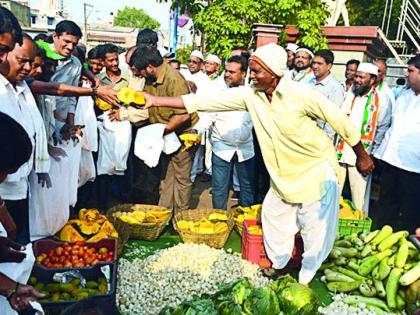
[[205, 54, 221, 80], [141, 43, 374, 284], [337, 62, 392, 211]]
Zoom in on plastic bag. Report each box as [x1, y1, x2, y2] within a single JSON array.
[[29, 140, 81, 241], [74, 87, 98, 152], [97, 114, 132, 175], [78, 149, 96, 188]]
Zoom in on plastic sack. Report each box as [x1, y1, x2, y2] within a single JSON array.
[[74, 87, 98, 152], [78, 149, 96, 188], [97, 113, 132, 175], [134, 124, 165, 168], [29, 140, 81, 241]]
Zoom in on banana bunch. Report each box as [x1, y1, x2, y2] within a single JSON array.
[[179, 133, 201, 151], [339, 197, 367, 220]]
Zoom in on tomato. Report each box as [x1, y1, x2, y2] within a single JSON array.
[[64, 262, 72, 268], [63, 250, 70, 257], [109, 251, 114, 258], [55, 246, 64, 256], [104, 256, 112, 262]]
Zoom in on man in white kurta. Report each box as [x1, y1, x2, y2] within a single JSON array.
[[337, 63, 392, 211], [0, 36, 50, 244], [374, 55, 420, 232]]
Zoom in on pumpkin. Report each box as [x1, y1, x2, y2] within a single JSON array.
[[59, 224, 85, 242]]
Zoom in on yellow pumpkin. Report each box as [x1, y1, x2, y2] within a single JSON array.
[[59, 225, 85, 242], [86, 232, 108, 243]]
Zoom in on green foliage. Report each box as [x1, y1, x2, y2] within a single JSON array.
[[176, 45, 193, 64], [159, 0, 328, 57], [114, 6, 160, 30], [346, 0, 403, 39]]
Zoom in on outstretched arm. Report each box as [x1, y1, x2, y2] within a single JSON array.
[[29, 81, 120, 106]]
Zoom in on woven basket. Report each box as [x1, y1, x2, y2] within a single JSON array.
[[106, 204, 172, 241], [173, 208, 234, 249]]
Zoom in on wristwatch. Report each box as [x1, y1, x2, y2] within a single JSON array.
[[6, 282, 19, 300]]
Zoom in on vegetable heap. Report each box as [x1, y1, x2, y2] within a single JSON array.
[[117, 243, 269, 315], [177, 213, 229, 234], [59, 208, 118, 243], [321, 225, 420, 314], [113, 209, 172, 225], [160, 275, 320, 315]]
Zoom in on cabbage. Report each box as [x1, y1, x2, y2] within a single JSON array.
[[277, 283, 320, 315], [243, 286, 280, 315]]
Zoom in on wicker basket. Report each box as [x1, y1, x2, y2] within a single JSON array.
[[173, 208, 234, 249], [106, 204, 172, 241]]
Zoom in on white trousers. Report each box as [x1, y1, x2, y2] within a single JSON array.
[[339, 163, 371, 211], [262, 165, 339, 284]]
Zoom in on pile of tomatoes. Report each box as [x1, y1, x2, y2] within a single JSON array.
[[36, 241, 114, 268]]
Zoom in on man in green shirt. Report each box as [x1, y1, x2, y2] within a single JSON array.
[[124, 46, 198, 211], [98, 44, 128, 91], [141, 43, 374, 284]]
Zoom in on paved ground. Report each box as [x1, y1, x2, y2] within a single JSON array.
[[190, 174, 239, 210]]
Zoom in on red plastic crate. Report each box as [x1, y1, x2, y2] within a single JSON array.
[[33, 238, 117, 271], [241, 219, 303, 270]]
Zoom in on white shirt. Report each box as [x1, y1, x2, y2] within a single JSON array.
[[374, 88, 420, 173], [180, 69, 214, 134], [0, 74, 35, 200], [208, 84, 254, 163], [340, 88, 392, 166]]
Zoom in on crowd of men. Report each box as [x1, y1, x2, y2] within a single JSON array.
[[0, 5, 420, 313]]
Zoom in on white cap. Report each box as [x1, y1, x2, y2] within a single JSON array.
[[295, 47, 314, 58], [357, 62, 379, 76], [190, 50, 204, 60], [206, 54, 221, 65], [250, 43, 287, 77], [286, 43, 299, 53]]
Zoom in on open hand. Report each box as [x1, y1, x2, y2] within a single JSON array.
[[97, 85, 120, 106], [108, 109, 121, 122], [0, 237, 26, 263], [9, 284, 44, 312], [142, 92, 155, 109], [37, 173, 52, 188], [48, 144, 67, 162]]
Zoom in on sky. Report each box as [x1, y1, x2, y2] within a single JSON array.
[[65, 0, 172, 28]]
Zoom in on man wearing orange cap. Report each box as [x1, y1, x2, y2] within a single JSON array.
[[141, 43, 374, 284]]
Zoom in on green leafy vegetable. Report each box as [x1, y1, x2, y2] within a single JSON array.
[[243, 286, 280, 315], [278, 283, 320, 315]]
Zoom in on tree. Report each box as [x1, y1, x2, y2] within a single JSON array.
[[346, 0, 403, 39], [114, 6, 160, 30], [158, 0, 329, 57], [176, 45, 193, 64]]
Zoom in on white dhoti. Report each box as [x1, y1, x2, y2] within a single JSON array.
[[339, 163, 371, 211], [262, 164, 339, 284]]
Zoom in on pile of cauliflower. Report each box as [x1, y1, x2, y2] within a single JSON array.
[[117, 243, 269, 315]]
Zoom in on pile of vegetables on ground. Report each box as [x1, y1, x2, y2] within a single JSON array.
[[160, 275, 320, 315], [321, 225, 420, 314], [59, 208, 118, 242], [116, 243, 270, 315]]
